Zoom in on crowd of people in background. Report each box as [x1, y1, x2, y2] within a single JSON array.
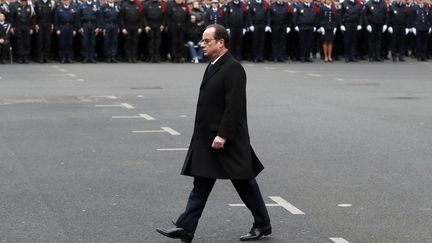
[[0, 0, 431, 64]]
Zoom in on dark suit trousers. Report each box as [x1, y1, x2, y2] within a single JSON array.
[[175, 177, 270, 233]]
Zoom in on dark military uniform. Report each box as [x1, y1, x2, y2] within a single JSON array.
[[143, 0, 166, 62], [318, 3, 337, 42], [79, 1, 100, 62], [34, 0, 54, 62], [340, 0, 363, 61], [225, 0, 248, 61], [410, 3, 431, 61], [54, 3, 79, 63], [0, 20, 11, 63], [120, 0, 143, 62], [270, 1, 290, 62], [293, 2, 318, 62], [203, 6, 224, 27], [248, 0, 270, 62], [11, 2, 35, 63], [165, 0, 190, 62], [387, 1, 409, 61], [363, 0, 388, 61], [101, 2, 120, 62]]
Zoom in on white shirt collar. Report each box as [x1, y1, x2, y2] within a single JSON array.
[[211, 52, 226, 65]]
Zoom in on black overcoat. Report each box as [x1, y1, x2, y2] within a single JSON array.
[[181, 52, 264, 179]]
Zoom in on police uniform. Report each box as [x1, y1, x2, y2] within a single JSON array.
[[143, 0, 166, 62], [120, 0, 143, 62], [54, 3, 79, 63], [248, 0, 270, 62], [387, 1, 409, 61], [293, 2, 318, 62], [270, 1, 290, 62], [101, 2, 120, 62], [363, 0, 387, 61], [225, 0, 249, 61], [79, 0, 100, 62], [203, 4, 224, 27], [411, 3, 431, 61], [11, 1, 35, 63], [34, 0, 54, 62], [340, 0, 363, 61], [0, 20, 11, 63], [165, 0, 190, 63]]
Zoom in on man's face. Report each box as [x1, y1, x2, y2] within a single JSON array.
[[201, 28, 223, 59], [175, 0, 182, 4]]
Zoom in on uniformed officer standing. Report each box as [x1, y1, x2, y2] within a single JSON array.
[[54, 0, 78, 63], [0, 12, 11, 63], [224, 0, 249, 61], [101, 0, 119, 62], [248, 0, 270, 62], [203, 0, 224, 27], [410, 0, 431, 61], [293, 0, 318, 62], [10, 0, 34, 63], [143, 0, 166, 63], [34, 0, 54, 63], [363, 0, 388, 61], [79, 0, 100, 62], [387, 0, 410, 61], [120, 0, 143, 63], [317, 0, 337, 62], [340, 0, 363, 62], [165, 0, 190, 63], [269, 0, 291, 62]]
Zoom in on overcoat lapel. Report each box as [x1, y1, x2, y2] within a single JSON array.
[[200, 52, 231, 89]]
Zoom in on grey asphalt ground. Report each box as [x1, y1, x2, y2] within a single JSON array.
[[0, 60, 431, 243]]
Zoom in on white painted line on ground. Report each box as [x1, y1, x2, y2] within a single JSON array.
[[284, 70, 298, 73], [157, 148, 188, 151], [338, 204, 352, 207], [307, 73, 321, 77], [179, 115, 188, 118], [59, 69, 67, 72], [51, 65, 59, 68], [111, 113, 155, 120], [330, 237, 351, 243], [132, 127, 180, 135], [161, 127, 181, 135], [67, 73, 77, 78], [264, 67, 276, 70], [269, 196, 305, 215], [91, 96, 118, 99], [96, 104, 123, 108], [335, 78, 345, 81], [229, 196, 305, 215], [121, 103, 135, 109], [77, 79, 85, 82]]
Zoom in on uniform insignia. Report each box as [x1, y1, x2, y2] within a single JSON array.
[[18, 7, 21, 10], [300, 9, 304, 13]]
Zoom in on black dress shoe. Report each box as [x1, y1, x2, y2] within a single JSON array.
[[240, 225, 272, 241], [156, 227, 193, 243]]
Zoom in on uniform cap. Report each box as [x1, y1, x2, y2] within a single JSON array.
[[211, 0, 219, 3]]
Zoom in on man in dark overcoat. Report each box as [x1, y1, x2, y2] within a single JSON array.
[[156, 24, 271, 243]]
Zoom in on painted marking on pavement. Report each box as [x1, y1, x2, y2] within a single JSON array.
[[91, 95, 118, 99], [67, 73, 77, 78], [59, 69, 67, 72], [284, 70, 298, 73], [329, 237, 351, 243], [112, 113, 155, 120], [121, 103, 135, 109], [264, 67, 276, 70], [157, 148, 188, 151], [338, 204, 352, 207], [132, 127, 180, 135], [77, 78, 85, 82], [335, 78, 345, 81], [307, 73, 321, 77], [51, 65, 59, 68], [229, 196, 305, 215]]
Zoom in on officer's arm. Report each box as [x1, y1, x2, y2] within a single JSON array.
[[362, 5, 369, 26], [224, 5, 230, 28]]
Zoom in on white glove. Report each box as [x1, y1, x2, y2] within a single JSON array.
[[227, 28, 230, 34], [249, 25, 255, 32], [286, 27, 291, 33], [412, 27, 416, 36], [243, 28, 246, 35], [265, 26, 272, 32], [319, 27, 325, 35], [382, 25, 387, 33], [333, 27, 337, 35], [366, 25, 372, 33], [429, 27, 431, 34], [357, 25, 362, 31], [340, 25, 346, 32], [313, 27, 316, 32], [405, 28, 409, 35], [388, 26, 393, 34], [295, 26, 300, 32]]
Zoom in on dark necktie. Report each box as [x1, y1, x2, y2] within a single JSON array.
[[207, 63, 214, 73]]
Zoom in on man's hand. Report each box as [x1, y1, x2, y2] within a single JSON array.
[[212, 136, 226, 149]]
